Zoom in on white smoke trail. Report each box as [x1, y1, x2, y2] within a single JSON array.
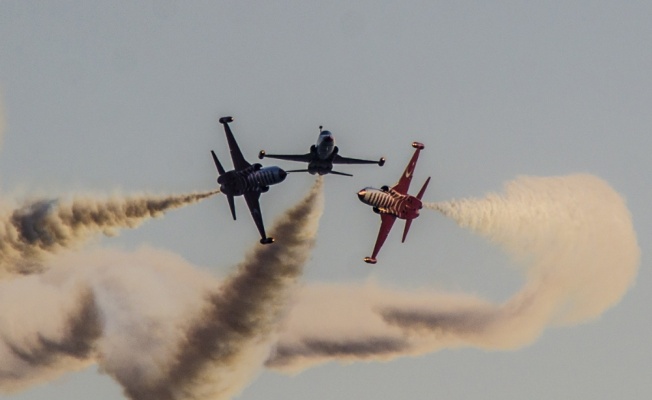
[[265, 174, 639, 371], [0, 247, 214, 394], [0, 174, 638, 398], [426, 174, 639, 325], [0, 178, 324, 400], [107, 177, 324, 400], [0, 191, 218, 278], [0, 273, 100, 393]]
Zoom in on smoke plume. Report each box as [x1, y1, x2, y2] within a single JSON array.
[[107, 177, 324, 400], [0, 174, 638, 399], [0, 274, 101, 392], [0, 179, 323, 400], [265, 174, 639, 371], [0, 191, 218, 277]]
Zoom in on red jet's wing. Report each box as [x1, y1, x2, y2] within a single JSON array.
[[364, 213, 397, 264], [391, 142, 424, 194]]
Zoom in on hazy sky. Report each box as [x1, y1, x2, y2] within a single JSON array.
[[1, 1, 650, 399]]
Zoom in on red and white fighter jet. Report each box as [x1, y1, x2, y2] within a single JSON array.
[[357, 142, 430, 264]]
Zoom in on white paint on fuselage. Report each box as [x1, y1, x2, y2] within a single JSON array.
[[316, 130, 335, 160], [357, 187, 423, 219], [358, 187, 402, 215], [250, 166, 287, 187]]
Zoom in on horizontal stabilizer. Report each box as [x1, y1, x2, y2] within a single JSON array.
[[401, 219, 413, 243], [227, 194, 236, 220], [330, 170, 353, 177]]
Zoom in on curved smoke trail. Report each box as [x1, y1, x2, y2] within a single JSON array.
[[0, 275, 101, 392], [0, 191, 218, 277], [0, 174, 638, 399], [0, 178, 324, 400], [265, 174, 639, 372]]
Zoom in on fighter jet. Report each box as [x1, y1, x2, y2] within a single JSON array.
[[357, 142, 430, 264], [211, 116, 287, 244], [258, 126, 385, 176]]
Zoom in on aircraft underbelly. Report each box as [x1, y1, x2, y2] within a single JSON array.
[[317, 144, 334, 160], [308, 163, 332, 175], [396, 198, 422, 219]]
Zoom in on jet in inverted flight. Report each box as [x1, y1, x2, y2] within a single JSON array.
[[211, 116, 287, 244], [357, 142, 430, 264], [258, 126, 385, 176]]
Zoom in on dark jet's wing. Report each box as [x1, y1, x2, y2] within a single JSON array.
[[220, 117, 251, 171], [391, 143, 423, 195], [259, 150, 313, 163], [364, 213, 397, 264], [243, 191, 274, 244], [333, 154, 385, 166]]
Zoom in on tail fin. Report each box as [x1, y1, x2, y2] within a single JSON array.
[[416, 177, 431, 200], [402, 177, 430, 243], [212, 150, 235, 220], [329, 170, 353, 177], [211, 150, 226, 176]]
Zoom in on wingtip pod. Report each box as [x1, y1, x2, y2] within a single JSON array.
[[412, 142, 425, 150], [363, 257, 377, 264], [219, 116, 234, 124], [258, 150, 266, 159], [260, 237, 275, 245], [378, 157, 386, 166]]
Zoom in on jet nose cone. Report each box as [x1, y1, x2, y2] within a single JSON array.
[[357, 189, 366, 201], [278, 168, 287, 181]]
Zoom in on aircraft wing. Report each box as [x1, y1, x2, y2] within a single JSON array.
[[221, 118, 251, 171], [243, 191, 270, 243], [366, 213, 397, 263], [391, 144, 423, 194], [260, 152, 312, 163], [333, 154, 385, 165]]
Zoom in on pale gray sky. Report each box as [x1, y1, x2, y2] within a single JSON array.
[[1, 1, 650, 399]]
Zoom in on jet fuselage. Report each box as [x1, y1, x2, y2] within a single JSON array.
[[357, 187, 423, 220], [315, 130, 335, 160], [303, 130, 338, 175], [258, 127, 384, 177], [217, 164, 286, 196]]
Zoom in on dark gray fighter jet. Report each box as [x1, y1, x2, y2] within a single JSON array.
[[258, 126, 385, 177], [211, 116, 287, 244]]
